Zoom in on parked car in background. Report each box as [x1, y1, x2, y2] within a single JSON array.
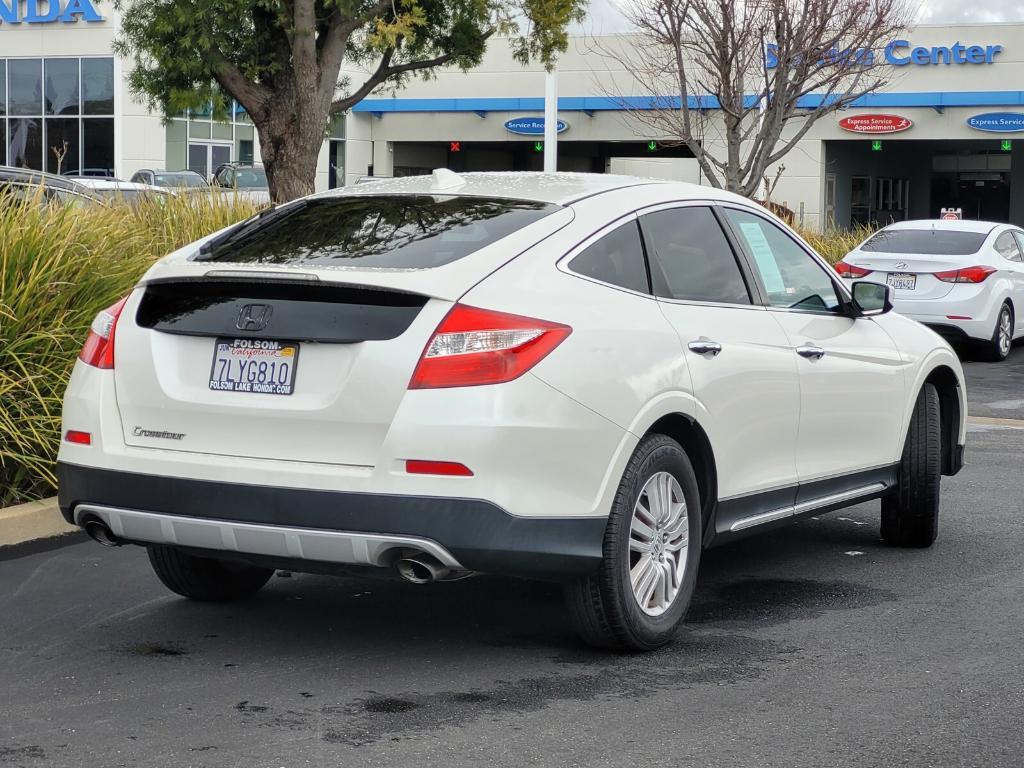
[[210, 162, 271, 204], [0, 166, 104, 207], [836, 219, 1024, 361], [71, 178, 174, 206], [58, 171, 967, 651], [129, 169, 210, 191]]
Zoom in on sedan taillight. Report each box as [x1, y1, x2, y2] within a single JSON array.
[[79, 297, 129, 369], [834, 260, 873, 278], [409, 304, 571, 389], [934, 266, 997, 284]]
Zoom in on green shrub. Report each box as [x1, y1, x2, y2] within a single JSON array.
[[1, 192, 259, 505], [798, 225, 875, 265]]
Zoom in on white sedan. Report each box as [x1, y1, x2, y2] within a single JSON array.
[[836, 219, 1024, 360], [57, 172, 967, 651]]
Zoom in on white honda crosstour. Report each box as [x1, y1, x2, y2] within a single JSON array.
[[58, 172, 967, 650]]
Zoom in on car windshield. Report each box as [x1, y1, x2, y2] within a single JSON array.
[[233, 168, 268, 188], [154, 173, 207, 188], [200, 195, 560, 268], [92, 189, 167, 204], [861, 229, 987, 255]]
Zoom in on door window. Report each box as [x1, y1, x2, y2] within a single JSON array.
[[723, 208, 842, 313], [640, 206, 751, 304], [568, 220, 650, 294], [995, 231, 1023, 262], [1012, 231, 1024, 262]]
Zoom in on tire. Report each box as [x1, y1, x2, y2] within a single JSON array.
[[147, 545, 274, 602], [981, 302, 1013, 362], [564, 434, 702, 651], [881, 383, 941, 548]]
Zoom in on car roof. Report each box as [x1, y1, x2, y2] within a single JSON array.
[[317, 170, 737, 206], [75, 179, 168, 192], [882, 219, 1001, 234], [0, 165, 91, 192]]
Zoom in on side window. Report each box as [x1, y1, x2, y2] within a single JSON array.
[[568, 220, 650, 294], [640, 206, 751, 304], [722, 208, 841, 313], [996, 231, 1023, 262]]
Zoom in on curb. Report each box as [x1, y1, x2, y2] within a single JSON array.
[[0, 497, 77, 547]]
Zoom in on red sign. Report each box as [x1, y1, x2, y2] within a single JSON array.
[[941, 208, 962, 220], [838, 114, 913, 134], [449, 141, 461, 152]]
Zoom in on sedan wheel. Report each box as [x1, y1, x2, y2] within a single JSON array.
[[984, 303, 1013, 361]]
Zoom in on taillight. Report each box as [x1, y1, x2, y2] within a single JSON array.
[[79, 297, 129, 369], [934, 266, 997, 284], [834, 260, 872, 278], [64, 430, 92, 445], [409, 304, 572, 389]]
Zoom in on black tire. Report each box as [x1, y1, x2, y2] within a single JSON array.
[[147, 545, 274, 602], [881, 383, 941, 548], [564, 434, 702, 651], [981, 302, 1013, 362]]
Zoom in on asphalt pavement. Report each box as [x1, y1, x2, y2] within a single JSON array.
[[2, 346, 1023, 768]]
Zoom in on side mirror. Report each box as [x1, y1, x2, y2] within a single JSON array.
[[851, 281, 893, 316]]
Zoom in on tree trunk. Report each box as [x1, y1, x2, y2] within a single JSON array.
[[253, 88, 329, 203]]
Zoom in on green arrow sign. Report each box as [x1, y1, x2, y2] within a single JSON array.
[[1002, 139, 1013, 152], [647, 140, 658, 152], [533, 141, 544, 152], [871, 140, 883, 152]]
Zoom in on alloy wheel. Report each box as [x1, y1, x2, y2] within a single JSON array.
[[999, 307, 1013, 357], [628, 471, 689, 617]]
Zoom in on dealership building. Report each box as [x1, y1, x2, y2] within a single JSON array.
[[4, 2, 1024, 229]]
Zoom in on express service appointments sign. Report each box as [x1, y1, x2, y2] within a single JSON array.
[[839, 114, 913, 134]]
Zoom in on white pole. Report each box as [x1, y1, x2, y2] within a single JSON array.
[[544, 69, 558, 173]]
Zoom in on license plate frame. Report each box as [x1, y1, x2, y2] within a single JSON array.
[[886, 272, 917, 291], [208, 338, 300, 396]]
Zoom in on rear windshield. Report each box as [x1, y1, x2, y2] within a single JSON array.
[[861, 229, 987, 255], [155, 173, 207, 188], [234, 168, 268, 188], [202, 195, 560, 268]]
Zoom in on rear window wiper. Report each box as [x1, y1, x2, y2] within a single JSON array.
[[194, 200, 311, 261]]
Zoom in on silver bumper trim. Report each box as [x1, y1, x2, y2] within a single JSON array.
[[73, 504, 464, 569]]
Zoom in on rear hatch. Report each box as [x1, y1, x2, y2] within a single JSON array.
[[113, 194, 571, 466], [846, 227, 990, 300]]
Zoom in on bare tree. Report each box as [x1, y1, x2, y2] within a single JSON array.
[[601, 0, 911, 198]]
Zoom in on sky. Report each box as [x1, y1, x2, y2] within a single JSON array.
[[577, 0, 1024, 34]]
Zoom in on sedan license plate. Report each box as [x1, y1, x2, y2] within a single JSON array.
[[886, 272, 916, 291], [209, 338, 299, 395]]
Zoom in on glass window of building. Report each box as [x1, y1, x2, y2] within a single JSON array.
[[2, 57, 115, 175]]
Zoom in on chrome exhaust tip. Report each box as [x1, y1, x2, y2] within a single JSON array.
[[396, 554, 450, 584], [82, 518, 121, 548]]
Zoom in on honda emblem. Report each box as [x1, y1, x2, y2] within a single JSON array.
[[236, 303, 273, 332]]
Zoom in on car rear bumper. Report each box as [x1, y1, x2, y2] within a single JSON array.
[[57, 462, 607, 580]]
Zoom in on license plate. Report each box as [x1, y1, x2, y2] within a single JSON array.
[[886, 272, 916, 290], [209, 338, 299, 395]]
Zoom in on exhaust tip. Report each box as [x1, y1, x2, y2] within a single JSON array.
[[396, 558, 436, 584], [82, 518, 121, 548]]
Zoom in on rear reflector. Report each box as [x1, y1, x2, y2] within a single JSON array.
[[934, 265, 997, 284], [833, 260, 873, 278], [409, 304, 571, 389], [65, 430, 92, 445], [79, 296, 129, 369], [946, 315, 972, 320], [406, 460, 473, 477]]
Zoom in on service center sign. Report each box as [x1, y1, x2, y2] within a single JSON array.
[[966, 112, 1024, 133], [839, 114, 913, 134]]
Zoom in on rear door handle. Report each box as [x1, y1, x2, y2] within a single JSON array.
[[796, 344, 826, 360], [688, 340, 722, 356]]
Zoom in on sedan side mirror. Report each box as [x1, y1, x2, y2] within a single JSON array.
[[851, 281, 893, 316]]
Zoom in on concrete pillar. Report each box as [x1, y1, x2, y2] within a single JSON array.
[[1008, 142, 1024, 226], [372, 140, 394, 177]]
